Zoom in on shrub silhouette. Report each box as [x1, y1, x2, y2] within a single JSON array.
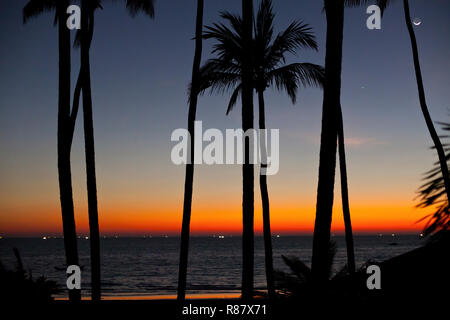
[[0, 248, 60, 303]]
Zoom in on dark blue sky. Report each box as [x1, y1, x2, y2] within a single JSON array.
[[1, 1, 449, 235]]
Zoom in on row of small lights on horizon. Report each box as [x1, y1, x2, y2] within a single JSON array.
[[0, 233, 426, 240]]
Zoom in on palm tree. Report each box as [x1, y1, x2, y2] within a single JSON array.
[[198, 0, 324, 298], [313, 0, 390, 285], [75, 0, 101, 302], [337, 105, 355, 273], [346, 0, 450, 267], [75, 0, 155, 301], [400, 0, 450, 206], [241, 0, 255, 300], [23, 0, 81, 302], [177, 0, 204, 301], [311, 0, 345, 286]]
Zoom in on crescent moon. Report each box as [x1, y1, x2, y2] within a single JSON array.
[[413, 18, 422, 26]]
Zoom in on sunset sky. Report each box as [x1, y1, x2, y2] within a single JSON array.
[[1, 0, 449, 236]]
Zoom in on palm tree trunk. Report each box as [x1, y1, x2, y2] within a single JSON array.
[[257, 90, 276, 299], [311, 0, 344, 286], [337, 104, 355, 273], [403, 0, 450, 205], [177, 0, 204, 301], [80, 2, 101, 302], [57, 2, 80, 303], [241, 0, 255, 300]]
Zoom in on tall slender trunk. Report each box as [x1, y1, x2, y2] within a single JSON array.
[[80, 2, 101, 302], [337, 104, 355, 274], [403, 0, 450, 205], [241, 0, 255, 300], [257, 90, 275, 299], [311, 0, 344, 285], [177, 0, 204, 301], [57, 2, 80, 302]]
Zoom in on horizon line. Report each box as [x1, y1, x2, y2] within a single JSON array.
[[0, 231, 424, 238]]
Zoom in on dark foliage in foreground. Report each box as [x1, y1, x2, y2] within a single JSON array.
[[0, 248, 60, 302], [274, 240, 338, 298], [272, 232, 449, 316], [417, 121, 450, 235]]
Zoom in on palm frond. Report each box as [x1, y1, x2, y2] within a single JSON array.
[[219, 11, 243, 40], [416, 121, 450, 235], [268, 63, 324, 103], [265, 20, 317, 72], [126, 0, 155, 18], [344, 0, 392, 16], [281, 255, 311, 283], [203, 21, 244, 64], [23, 0, 56, 24], [254, 0, 274, 50], [226, 84, 242, 115], [197, 59, 241, 95], [274, 241, 337, 297], [270, 20, 317, 55]]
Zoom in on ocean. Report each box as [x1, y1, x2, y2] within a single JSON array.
[[0, 235, 423, 298]]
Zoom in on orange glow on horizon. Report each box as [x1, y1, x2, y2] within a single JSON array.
[[0, 201, 427, 236]]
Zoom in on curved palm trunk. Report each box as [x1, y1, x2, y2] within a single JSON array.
[[337, 104, 355, 273], [80, 2, 101, 301], [57, 2, 80, 303], [177, 0, 204, 301], [311, 0, 344, 285], [241, 0, 255, 300], [257, 90, 275, 299], [403, 0, 450, 205]]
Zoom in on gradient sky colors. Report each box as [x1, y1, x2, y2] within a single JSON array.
[[1, 1, 449, 236]]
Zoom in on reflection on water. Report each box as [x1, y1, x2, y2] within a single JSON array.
[[0, 235, 422, 297]]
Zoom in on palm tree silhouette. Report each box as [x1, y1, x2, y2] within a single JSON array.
[[377, 0, 450, 208], [75, 0, 101, 302], [177, 0, 204, 301], [74, 0, 155, 301], [24, 0, 155, 302], [23, 0, 80, 302], [193, 0, 255, 299], [337, 105, 356, 273], [334, 1, 380, 277], [311, 0, 345, 286], [313, 0, 391, 284], [198, 0, 324, 298], [344, 0, 450, 267], [241, 0, 255, 300]]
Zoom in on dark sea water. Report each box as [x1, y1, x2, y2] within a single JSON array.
[[0, 235, 423, 297]]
